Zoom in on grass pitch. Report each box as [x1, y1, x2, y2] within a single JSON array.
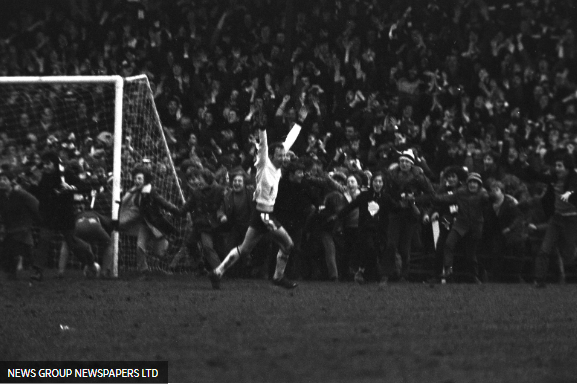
[[2, 271, 577, 382]]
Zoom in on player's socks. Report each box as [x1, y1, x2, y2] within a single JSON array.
[[216, 247, 241, 276], [273, 251, 289, 280]]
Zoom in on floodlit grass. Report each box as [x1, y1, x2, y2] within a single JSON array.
[[2, 270, 577, 382]]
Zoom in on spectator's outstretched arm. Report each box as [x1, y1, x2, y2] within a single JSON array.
[[326, 147, 345, 170], [210, 10, 229, 48], [418, 157, 436, 182], [498, 135, 511, 166], [240, 107, 255, 148], [325, 174, 348, 194], [337, 193, 365, 220], [417, 171, 436, 196], [150, 187, 180, 215], [305, 172, 345, 194], [276, 95, 290, 117], [177, 193, 195, 216], [429, 191, 458, 205]]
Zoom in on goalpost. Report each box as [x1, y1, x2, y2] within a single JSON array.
[[0, 75, 186, 277]]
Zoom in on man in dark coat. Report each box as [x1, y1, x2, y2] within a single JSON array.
[[483, 180, 526, 282], [521, 154, 577, 287], [432, 172, 490, 283], [385, 149, 435, 281], [30, 152, 100, 281], [273, 160, 317, 279], [304, 173, 348, 281], [0, 169, 41, 279], [177, 169, 226, 272]]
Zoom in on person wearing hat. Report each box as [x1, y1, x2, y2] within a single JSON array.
[[30, 152, 100, 281], [385, 148, 435, 282], [430, 172, 490, 283], [0, 168, 41, 280], [482, 180, 526, 282]]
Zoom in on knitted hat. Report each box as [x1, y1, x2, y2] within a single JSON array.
[[399, 149, 415, 164], [466, 172, 483, 185]]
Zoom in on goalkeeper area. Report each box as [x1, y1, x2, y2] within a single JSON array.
[[0, 75, 188, 274], [2, 273, 577, 382]]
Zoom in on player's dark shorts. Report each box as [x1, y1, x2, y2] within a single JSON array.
[[249, 210, 282, 233], [76, 218, 111, 244]]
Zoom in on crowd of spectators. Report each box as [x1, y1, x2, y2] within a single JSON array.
[[1, 0, 577, 283]]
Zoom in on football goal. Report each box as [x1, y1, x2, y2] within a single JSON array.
[[0, 75, 187, 277]]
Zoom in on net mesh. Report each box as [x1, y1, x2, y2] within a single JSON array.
[[121, 77, 189, 272], [0, 76, 189, 273]]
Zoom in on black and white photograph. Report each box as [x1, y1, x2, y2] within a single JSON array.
[[1, 0, 577, 382]]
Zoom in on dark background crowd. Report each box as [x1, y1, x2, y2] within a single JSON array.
[[1, 0, 577, 282]]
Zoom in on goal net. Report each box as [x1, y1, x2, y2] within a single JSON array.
[[0, 75, 188, 276], [120, 75, 189, 274]]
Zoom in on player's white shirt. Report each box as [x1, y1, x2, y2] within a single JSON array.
[[253, 123, 301, 213]]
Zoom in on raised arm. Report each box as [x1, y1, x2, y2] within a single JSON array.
[[309, 173, 347, 194], [283, 105, 309, 152], [276, 94, 291, 117], [430, 191, 459, 205], [256, 125, 269, 168]]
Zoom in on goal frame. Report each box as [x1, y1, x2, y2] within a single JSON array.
[[1, 75, 187, 276], [125, 74, 187, 205], [0, 75, 124, 277]]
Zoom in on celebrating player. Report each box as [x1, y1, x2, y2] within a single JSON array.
[[207, 104, 309, 289]]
